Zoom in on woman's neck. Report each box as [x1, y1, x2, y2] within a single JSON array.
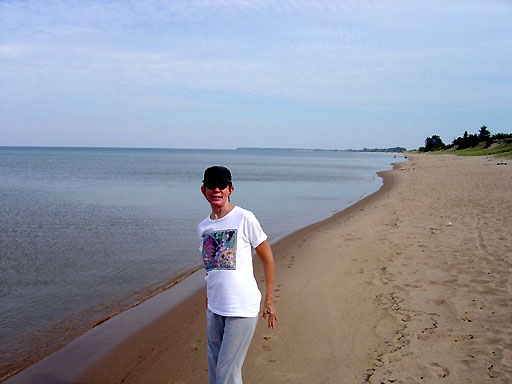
[[210, 203, 235, 220]]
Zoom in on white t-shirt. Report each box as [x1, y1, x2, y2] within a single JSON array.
[[197, 206, 267, 317]]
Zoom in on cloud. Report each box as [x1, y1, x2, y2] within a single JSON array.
[[0, 44, 29, 57], [1, 0, 511, 148]]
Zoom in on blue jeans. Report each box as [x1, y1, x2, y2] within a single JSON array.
[[206, 309, 258, 384]]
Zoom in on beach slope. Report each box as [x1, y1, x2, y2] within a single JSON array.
[[79, 154, 512, 383]]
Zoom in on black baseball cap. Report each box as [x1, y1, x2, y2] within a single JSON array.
[[203, 166, 232, 184]]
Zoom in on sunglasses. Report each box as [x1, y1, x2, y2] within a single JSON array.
[[204, 179, 230, 190]]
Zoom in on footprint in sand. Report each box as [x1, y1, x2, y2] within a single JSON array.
[[261, 336, 277, 362], [190, 338, 202, 352], [426, 362, 449, 378]]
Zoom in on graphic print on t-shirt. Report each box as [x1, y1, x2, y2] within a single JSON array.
[[202, 229, 237, 272]]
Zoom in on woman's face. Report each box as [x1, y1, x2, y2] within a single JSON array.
[[201, 182, 234, 209]]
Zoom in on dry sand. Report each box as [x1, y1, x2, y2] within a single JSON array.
[[75, 154, 512, 384]]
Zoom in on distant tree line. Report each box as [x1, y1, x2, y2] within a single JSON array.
[[419, 126, 512, 152], [346, 147, 407, 153], [238, 146, 407, 153]]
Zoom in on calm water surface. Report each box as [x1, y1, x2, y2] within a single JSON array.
[[0, 147, 405, 378]]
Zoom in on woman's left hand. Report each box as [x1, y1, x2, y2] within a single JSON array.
[[255, 241, 278, 329], [262, 296, 278, 329]]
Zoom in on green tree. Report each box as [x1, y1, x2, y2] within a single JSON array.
[[424, 135, 445, 151], [479, 125, 491, 140], [453, 130, 480, 149]]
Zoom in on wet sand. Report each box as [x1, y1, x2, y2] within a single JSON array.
[[9, 154, 512, 383]]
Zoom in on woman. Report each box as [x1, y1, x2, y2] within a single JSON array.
[[197, 165, 278, 384]]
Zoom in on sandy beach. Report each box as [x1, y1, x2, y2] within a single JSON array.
[[9, 154, 511, 383]]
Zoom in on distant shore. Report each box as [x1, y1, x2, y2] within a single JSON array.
[[7, 154, 511, 383], [236, 146, 407, 153]]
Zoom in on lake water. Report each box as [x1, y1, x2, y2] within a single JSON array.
[[0, 147, 405, 378]]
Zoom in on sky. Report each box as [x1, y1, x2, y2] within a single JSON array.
[[1, 0, 511, 150]]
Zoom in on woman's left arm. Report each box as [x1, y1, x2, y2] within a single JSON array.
[[255, 240, 278, 328]]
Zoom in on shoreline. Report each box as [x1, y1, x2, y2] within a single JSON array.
[[77, 153, 511, 383], [76, 159, 404, 383], [7, 153, 511, 383], [4, 269, 207, 384], [3, 158, 402, 383]]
